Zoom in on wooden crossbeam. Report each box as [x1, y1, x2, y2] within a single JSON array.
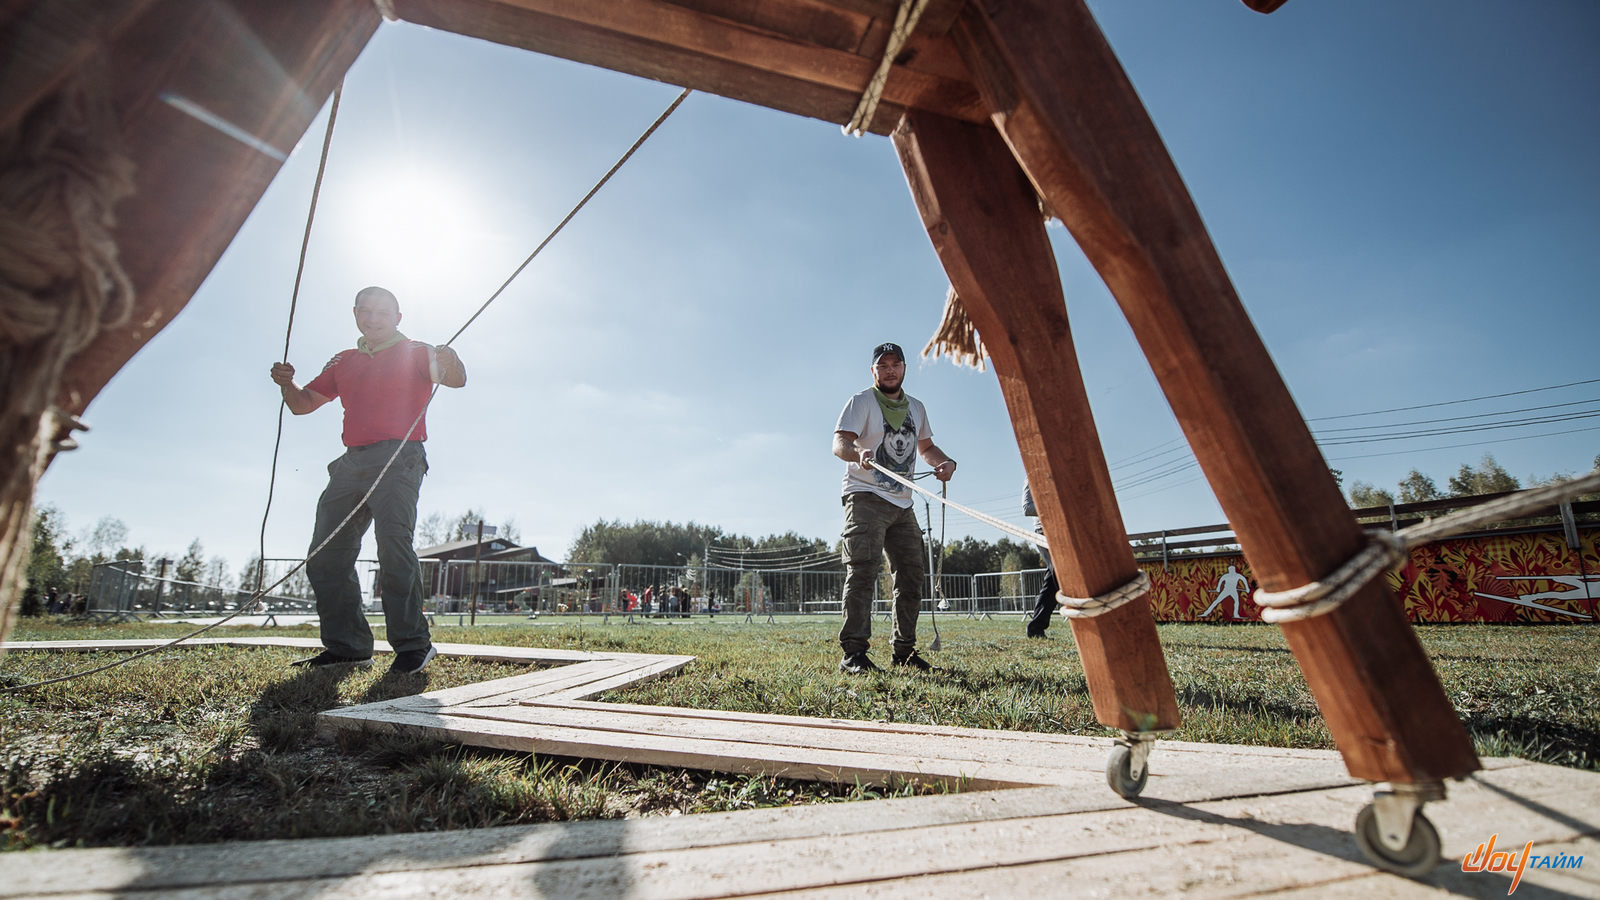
[[390, 0, 984, 134]]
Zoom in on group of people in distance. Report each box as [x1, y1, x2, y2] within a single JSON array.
[[620, 585, 699, 618], [270, 288, 1061, 679]]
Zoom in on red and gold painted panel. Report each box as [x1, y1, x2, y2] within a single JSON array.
[[1142, 527, 1598, 623]]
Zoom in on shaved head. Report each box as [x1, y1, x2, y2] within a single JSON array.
[[354, 286, 399, 313]]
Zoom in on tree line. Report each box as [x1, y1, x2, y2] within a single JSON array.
[[22, 450, 1594, 611], [1340, 451, 1599, 509]]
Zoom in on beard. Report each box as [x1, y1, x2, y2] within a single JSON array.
[[874, 372, 904, 394]]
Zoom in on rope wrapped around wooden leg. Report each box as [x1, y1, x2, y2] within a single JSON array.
[[1057, 570, 1150, 619], [1253, 532, 1405, 624]]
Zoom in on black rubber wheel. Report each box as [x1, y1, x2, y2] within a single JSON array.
[[1353, 803, 1441, 878], [1106, 744, 1148, 798]]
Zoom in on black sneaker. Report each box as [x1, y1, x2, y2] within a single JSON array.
[[388, 644, 437, 675], [838, 652, 880, 674], [291, 650, 372, 668], [891, 649, 940, 672]]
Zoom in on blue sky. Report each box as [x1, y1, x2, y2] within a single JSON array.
[[35, 1, 1600, 575]]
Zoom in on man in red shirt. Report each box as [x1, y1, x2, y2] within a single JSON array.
[[269, 286, 466, 675]]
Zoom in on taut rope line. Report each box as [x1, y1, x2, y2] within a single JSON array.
[[874, 463, 1600, 622], [1256, 468, 1600, 623], [1, 88, 693, 693], [843, 0, 932, 137], [257, 82, 343, 604]]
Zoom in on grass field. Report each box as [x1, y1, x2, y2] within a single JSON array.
[[2, 616, 1596, 850]]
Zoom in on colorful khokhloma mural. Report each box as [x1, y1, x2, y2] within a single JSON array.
[[1142, 527, 1597, 624]]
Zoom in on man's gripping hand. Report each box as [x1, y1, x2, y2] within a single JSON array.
[[269, 362, 296, 387]]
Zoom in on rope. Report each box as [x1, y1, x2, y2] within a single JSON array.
[[0, 68, 135, 653], [1057, 570, 1151, 620], [1, 88, 692, 693], [1256, 469, 1600, 624], [871, 465, 1048, 550], [257, 83, 342, 601], [843, 0, 932, 137]]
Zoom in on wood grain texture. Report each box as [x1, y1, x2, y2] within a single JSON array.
[[392, 0, 985, 133], [948, 0, 1477, 782], [50, 0, 379, 415], [893, 111, 1178, 733]]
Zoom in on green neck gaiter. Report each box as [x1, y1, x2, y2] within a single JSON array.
[[873, 387, 910, 433], [357, 331, 408, 357]]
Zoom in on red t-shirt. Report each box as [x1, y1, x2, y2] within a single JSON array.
[[306, 340, 434, 447]]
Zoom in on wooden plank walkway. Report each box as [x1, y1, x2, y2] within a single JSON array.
[[3, 638, 1597, 897]]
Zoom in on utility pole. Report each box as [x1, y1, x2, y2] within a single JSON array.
[[471, 521, 484, 627]]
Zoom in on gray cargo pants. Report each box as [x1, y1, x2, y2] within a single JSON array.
[[306, 440, 432, 657], [839, 491, 925, 658]]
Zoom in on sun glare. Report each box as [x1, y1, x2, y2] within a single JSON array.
[[340, 164, 484, 298]]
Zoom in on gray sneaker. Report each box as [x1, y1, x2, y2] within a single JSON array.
[[388, 644, 437, 675]]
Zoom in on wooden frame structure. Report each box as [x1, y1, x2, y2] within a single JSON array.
[[1, 0, 1476, 868]]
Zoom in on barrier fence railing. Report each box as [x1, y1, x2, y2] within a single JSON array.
[[82, 558, 1055, 623], [86, 562, 321, 620]]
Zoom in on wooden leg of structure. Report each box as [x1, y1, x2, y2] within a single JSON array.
[[950, 0, 1477, 785], [894, 111, 1179, 737]]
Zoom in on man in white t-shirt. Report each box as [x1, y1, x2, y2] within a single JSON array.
[[831, 342, 957, 674]]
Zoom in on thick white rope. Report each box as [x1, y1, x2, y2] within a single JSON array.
[[843, 0, 932, 137], [1057, 570, 1151, 620], [875, 465, 1150, 618], [871, 465, 1048, 549], [1256, 470, 1600, 623]]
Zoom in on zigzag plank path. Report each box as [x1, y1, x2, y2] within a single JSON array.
[[3, 638, 1597, 897]]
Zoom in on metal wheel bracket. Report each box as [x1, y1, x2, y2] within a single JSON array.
[[1118, 731, 1157, 781], [1371, 783, 1445, 853]]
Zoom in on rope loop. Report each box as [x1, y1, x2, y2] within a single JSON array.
[[1253, 531, 1404, 624], [1057, 570, 1150, 620]]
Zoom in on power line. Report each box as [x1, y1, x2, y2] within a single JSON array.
[[1311, 397, 1600, 435], [1306, 377, 1600, 422]]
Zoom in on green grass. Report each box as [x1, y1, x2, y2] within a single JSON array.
[[1, 616, 1596, 850]]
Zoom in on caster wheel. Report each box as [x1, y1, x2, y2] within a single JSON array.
[[1354, 803, 1440, 878], [1106, 743, 1148, 798]]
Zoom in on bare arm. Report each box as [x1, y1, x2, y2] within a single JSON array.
[[918, 438, 957, 481], [269, 363, 331, 415], [431, 345, 467, 388], [834, 430, 874, 467]]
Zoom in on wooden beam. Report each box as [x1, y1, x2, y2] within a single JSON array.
[[950, 0, 1477, 783], [893, 111, 1178, 734], [0, 0, 160, 135], [52, 0, 379, 415], [393, 0, 985, 133]]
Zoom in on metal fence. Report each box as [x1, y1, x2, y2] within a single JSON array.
[[86, 562, 320, 620], [83, 557, 1048, 622]]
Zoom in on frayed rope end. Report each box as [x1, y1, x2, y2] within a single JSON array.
[[921, 285, 986, 372]]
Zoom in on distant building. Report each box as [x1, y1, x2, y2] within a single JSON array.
[[418, 537, 557, 606]]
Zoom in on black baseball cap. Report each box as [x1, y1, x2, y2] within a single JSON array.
[[872, 342, 905, 364]]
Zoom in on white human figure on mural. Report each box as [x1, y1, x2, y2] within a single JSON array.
[[1201, 565, 1251, 618]]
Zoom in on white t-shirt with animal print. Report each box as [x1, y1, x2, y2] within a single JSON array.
[[835, 387, 932, 509]]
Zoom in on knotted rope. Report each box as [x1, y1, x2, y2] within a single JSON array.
[[0, 68, 136, 652], [1255, 469, 1600, 623]]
